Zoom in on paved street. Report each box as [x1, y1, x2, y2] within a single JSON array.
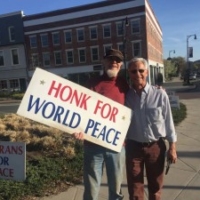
[[165, 77, 200, 99], [0, 102, 19, 115]]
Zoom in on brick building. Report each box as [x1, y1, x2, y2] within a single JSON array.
[[23, 0, 163, 86], [0, 0, 163, 92]]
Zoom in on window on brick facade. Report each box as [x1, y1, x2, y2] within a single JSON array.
[[104, 45, 112, 54], [31, 53, 39, 68], [66, 50, 74, 64], [131, 20, 140, 34], [116, 23, 123, 36], [103, 24, 111, 38], [64, 30, 72, 43], [42, 52, 50, 66], [41, 34, 49, 47], [90, 27, 97, 40], [11, 49, 19, 65], [77, 29, 84, 42], [8, 26, 15, 42], [78, 49, 86, 63], [0, 80, 7, 91], [132, 41, 141, 57], [52, 32, 60, 45], [0, 51, 4, 66], [91, 47, 99, 61], [117, 43, 124, 54], [30, 35, 37, 48], [54, 51, 62, 65]]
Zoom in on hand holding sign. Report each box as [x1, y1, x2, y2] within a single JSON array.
[[73, 132, 84, 140]]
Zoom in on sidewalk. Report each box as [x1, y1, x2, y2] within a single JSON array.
[[41, 90, 200, 199]]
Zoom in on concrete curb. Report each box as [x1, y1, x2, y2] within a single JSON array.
[[0, 99, 21, 104]]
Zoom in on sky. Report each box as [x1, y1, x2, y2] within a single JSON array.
[[1, 0, 200, 61]]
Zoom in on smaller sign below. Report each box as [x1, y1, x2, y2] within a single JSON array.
[[0, 141, 26, 181], [168, 95, 180, 109], [166, 90, 176, 96]]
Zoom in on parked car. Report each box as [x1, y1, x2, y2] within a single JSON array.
[[181, 72, 197, 81], [189, 73, 197, 80]]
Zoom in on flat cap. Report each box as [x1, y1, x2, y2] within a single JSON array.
[[104, 49, 124, 61]]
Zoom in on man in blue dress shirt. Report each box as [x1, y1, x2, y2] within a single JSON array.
[[125, 57, 177, 200]]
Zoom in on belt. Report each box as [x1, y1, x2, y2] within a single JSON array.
[[127, 138, 162, 147]]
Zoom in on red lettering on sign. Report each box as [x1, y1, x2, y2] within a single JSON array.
[[60, 85, 72, 101], [0, 168, 14, 177], [0, 145, 23, 155], [48, 80, 62, 97], [48, 81, 91, 110], [93, 100, 118, 122]]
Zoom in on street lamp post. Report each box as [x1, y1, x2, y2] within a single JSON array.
[[166, 50, 175, 80], [122, 17, 129, 80], [168, 50, 175, 60], [186, 34, 197, 84]]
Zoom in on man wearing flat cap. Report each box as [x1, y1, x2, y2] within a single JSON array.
[[74, 48, 129, 200]]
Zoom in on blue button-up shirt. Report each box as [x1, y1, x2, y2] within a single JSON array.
[[126, 83, 177, 143]]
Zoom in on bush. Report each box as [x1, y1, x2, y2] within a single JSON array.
[[172, 103, 187, 125], [0, 92, 24, 100], [11, 93, 24, 100], [0, 114, 83, 200]]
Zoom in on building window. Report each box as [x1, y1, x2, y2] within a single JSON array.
[[103, 45, 112, 54], [103, 24, 111, 38], [41, 34, 49, 47], [8, 26, 15, 42], [31, 53, 39, 68], [77, 29, 84, 42], [117, 43, 124, 53], [91, 47, 99, 61], [64, 30, 72, 43], [9, 79, 19, 91], [131, 19, 140, 34], [30, 35, 37, 48], [52, 32, 60, 46], [0, 51, 4, 66], [0, 80, 7, 91], [116, 22, 123, 36], [11, 49, 19, 65], [78, 48, 86, 63], [132, 41, 141, 57], [90, 26, 97, 40], [42, 52, 50, 66], [54, 51, 62, 65], [66, 50, 74, 64]]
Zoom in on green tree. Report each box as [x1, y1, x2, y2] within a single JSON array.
[[164, 57, 186, 79]]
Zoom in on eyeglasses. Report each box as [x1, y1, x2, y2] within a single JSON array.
[[106, 57, 121, 63], [130, 69, 146, 74]]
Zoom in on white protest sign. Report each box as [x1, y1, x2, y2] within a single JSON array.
[[0, 141, 26, 181], [17, 68, 132, 152]]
